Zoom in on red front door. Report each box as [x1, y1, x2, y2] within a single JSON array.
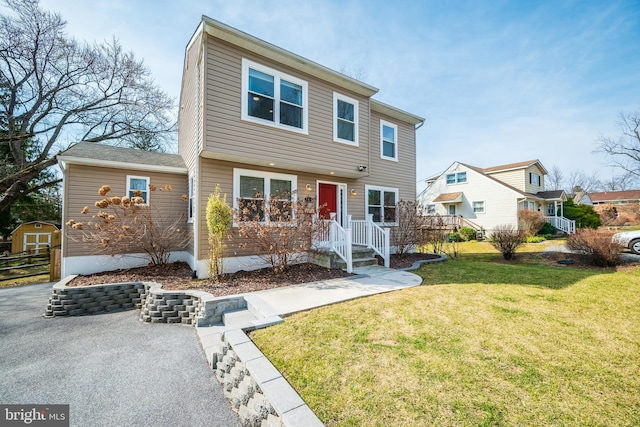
[[318, 183, 337, 220]]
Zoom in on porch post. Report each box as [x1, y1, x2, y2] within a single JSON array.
[[366, 213, 373, 247]]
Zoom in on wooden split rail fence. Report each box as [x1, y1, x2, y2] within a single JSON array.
[[0, 247, 61, 282]]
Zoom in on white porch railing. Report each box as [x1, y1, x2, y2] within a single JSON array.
[[312, 213, 390, 271], [544, 216, 576, 234], [349, 214, 390, 268], [312, 214, 353, 273]]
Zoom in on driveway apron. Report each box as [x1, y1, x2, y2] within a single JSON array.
[[0, 282, 240, 427]]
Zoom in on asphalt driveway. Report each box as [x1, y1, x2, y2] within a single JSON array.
[[0, 282, 240, 427]]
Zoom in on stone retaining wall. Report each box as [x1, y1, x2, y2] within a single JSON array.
[[44, 276, 246, 327], [214, 330, 323, 427]]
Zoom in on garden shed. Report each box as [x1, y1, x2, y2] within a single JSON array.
[[10, 221, 61, 254]]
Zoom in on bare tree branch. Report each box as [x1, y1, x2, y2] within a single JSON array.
[[0, 0, 176, 213]]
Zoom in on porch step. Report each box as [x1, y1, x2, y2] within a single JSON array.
[[338, 257, 378, 270]]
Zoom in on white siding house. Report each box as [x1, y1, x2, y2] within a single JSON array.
[[417, 160, 575, 234]]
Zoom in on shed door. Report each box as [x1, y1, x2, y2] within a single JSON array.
[[24, 233, 51, 254]]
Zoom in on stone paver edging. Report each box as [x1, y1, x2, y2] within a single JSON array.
[[399, 253, 448, 271]]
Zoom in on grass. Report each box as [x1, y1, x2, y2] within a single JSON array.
[[0, 273, 50, 288], [250, 241, 640, 426]]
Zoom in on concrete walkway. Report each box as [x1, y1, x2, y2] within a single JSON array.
[[195, 265, 426, 426], [246, 265, 423, 317]]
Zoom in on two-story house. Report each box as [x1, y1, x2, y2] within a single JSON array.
[[417, 160, 575, 235], [57, 16, 424, 278]]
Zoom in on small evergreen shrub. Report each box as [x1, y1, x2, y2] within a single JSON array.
[[538, 222, 557, 236], [448, 232, 462, 242], [567, 229, 623, 267], [459, 227, 477, 241], [525, 236, 546, 243]]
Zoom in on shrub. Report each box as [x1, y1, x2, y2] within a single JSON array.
[[235, 191, 320, 273], [518, 210, 546, 237], [567, 229, 623, 267], [391, 200, 425, 257], [525, 236, 546, 243], [489, 224, 525, 260], [459, 227, 477, 241], [538, 222, 557, 236], [417, 215, 449, 254], [448, 232, 462, 242], [66, 184, 189, 266], [206, 185, 233, 281], [564, 198, 602, 229]]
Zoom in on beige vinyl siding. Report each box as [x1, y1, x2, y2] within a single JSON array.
[[350, 110, 417, 217], [524, 165, 545, 194], [486, 170, 525, 192], [196, 158, 363, 258], [63, 164, 188, 257], [203, 37, 370, 177], [178, 32, 202, 172]]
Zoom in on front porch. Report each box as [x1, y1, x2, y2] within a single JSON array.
[[310, 214, 390, 273]]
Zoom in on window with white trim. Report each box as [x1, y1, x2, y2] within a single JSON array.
[[366, 185, 398, 224], [127, 176, 149, 205], [233, 169, 297, 223], [380, 120, 398, 161], [473, 201, 485, 214], [333, 92, 358, 145], [446, 172, 467, 184], [426, 204, 436, 215], [241, 59, 308, 133], [529, 172, 541, 186], [188, 175, 195, 222], [523, 201, 535, 210]]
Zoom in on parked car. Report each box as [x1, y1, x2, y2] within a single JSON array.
[[612, 230, 640, 254]]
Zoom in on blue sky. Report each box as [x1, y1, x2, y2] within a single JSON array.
[[38, 0, 640, 191]]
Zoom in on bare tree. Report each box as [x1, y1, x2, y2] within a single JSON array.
[[596, 108, 640, 179], [545, 165, 564, 191], [566, 170, 601, 194], [0, 0, 175, 214], [596, 171, 638, 191]]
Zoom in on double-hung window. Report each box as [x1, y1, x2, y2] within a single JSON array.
[[380, 120, 398, 161], [529, 172, 541, 186], [366, 185, 398, 224], [426, 204, 436, 215], [445, 172, 467, 184], [127, 176, 149, 205], [234, 169, 297, 223], [333, 93, 358, 145], [473, 201, 485, 214], [242, 59, 308, 134]]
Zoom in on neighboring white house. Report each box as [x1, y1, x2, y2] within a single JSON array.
[[417, 160, 575, 234]]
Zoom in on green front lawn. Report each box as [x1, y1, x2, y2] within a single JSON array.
[[250, 242, 640, 426]]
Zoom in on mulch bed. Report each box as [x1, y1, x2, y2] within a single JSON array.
[[67, 253, 440, 297]]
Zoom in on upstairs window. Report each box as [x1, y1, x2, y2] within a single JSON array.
[[529, 172, 541, 186], [127, 176, 149, 205], [380, 120, 398, 161], [242, 59, 308, 134], [333, 92, 359, 145], [446, 172, 467, 184]]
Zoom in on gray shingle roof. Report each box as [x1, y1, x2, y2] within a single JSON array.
[[59, 142, 186, 170]]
